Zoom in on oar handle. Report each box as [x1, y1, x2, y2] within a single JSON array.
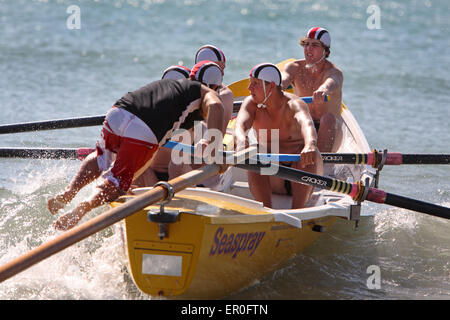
[[0, 115, 105, 134]]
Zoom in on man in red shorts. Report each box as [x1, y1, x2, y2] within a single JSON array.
[[47, 61, 225, 231]]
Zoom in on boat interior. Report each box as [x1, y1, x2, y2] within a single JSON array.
[[131, 105, 376, 226]]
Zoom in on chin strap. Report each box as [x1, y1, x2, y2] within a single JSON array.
[[305, 52, 326, 72], [257, 81, 272, 109]]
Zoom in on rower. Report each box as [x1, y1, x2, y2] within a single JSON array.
[[47, 61, 225, 231], [234, 62, 323, 209], [281, 27, 343, 152]]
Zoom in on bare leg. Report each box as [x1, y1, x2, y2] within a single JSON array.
[[53, 179, 121, 231], [248, 171, 272, 207], [47, 152, 101, 214], [317, 113, 343, 152]]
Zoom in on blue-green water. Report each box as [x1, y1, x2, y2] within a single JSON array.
[[0, 0, 449, 300]]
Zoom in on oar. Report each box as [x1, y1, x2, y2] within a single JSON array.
[[236, 162, 450, 220], [0, 115, 105, 134], [3, 144, 448, 167], [0, 147, 95, 160], [163, 141, 450, 165], [257, 151, 450, 165], [0, 146, 256, 282], [162, 141, 449, 219], [1, 95, 322, 135]]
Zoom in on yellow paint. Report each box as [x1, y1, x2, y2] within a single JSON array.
[[111, 199, 337, 299]]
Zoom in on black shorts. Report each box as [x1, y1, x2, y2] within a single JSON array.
[[281, 162, 293, 196], [314, 120, 320, 132], [154, 170, 169, 181]]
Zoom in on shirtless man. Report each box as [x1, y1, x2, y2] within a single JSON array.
[[234, 63, 323, 209], [142, 45, 233, 188], [281, 27, 343, 152], [47, 61, 225, 230]]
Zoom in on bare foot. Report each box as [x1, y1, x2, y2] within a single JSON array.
[[53, 209, 84, 231], [47, 195, 67, 215]]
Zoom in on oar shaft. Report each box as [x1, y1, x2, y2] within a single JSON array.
[[0, 115, 105, 134], [366, 189, 450, 220], [237, 162, 450, 220], [164, 141, 450, 165], [397, 154, 450, 165], [0, 147, 94, 160], [0, 96, 319, 134], [0, 164, 221, 283], [236, 162, 341, 192]]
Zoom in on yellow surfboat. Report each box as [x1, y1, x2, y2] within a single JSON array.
[[110, 61, 376, 299]]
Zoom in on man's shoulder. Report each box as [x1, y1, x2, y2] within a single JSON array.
[[285, 92, 307, 107], [219, 85, 234, 97], [324, 60, 343, 75], [284, 59, 306, 71]]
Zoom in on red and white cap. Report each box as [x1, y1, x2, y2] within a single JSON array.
[[306, 27, 331, 48], [249, 63, 281, 86], [190, 60, 223, 86], [161, 65, 191, 80], [194, 45, 226, 64]]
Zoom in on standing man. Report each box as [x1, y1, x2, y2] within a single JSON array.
[[234, 63, 323, 209], [281, 27, 343, 152], [47, 61, 224, 231]]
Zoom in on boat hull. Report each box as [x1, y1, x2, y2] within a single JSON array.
[[112, 193, 339, 299]]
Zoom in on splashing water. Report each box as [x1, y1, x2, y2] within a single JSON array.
[[0, 161, 151, 300]]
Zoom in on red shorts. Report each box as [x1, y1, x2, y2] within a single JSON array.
[[96, 107, 159, 192]]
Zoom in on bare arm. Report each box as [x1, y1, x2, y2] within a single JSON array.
[[234, 96, 256, 151], [200, 86, 225, 137], [219, 86, 234, 134], [313, 67, 343, 102], [292, 99, 319, 167], [281, 61, 298, 91]]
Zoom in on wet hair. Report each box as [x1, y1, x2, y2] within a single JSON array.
[[299, 37, 330, 58]]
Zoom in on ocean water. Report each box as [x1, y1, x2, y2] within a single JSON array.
[[0, 0, 449, 300]]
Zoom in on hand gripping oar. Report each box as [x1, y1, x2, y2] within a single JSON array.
[[236, 162, 450, 220], [0, 146, 256, 283], [0, 147, 95, 160]]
